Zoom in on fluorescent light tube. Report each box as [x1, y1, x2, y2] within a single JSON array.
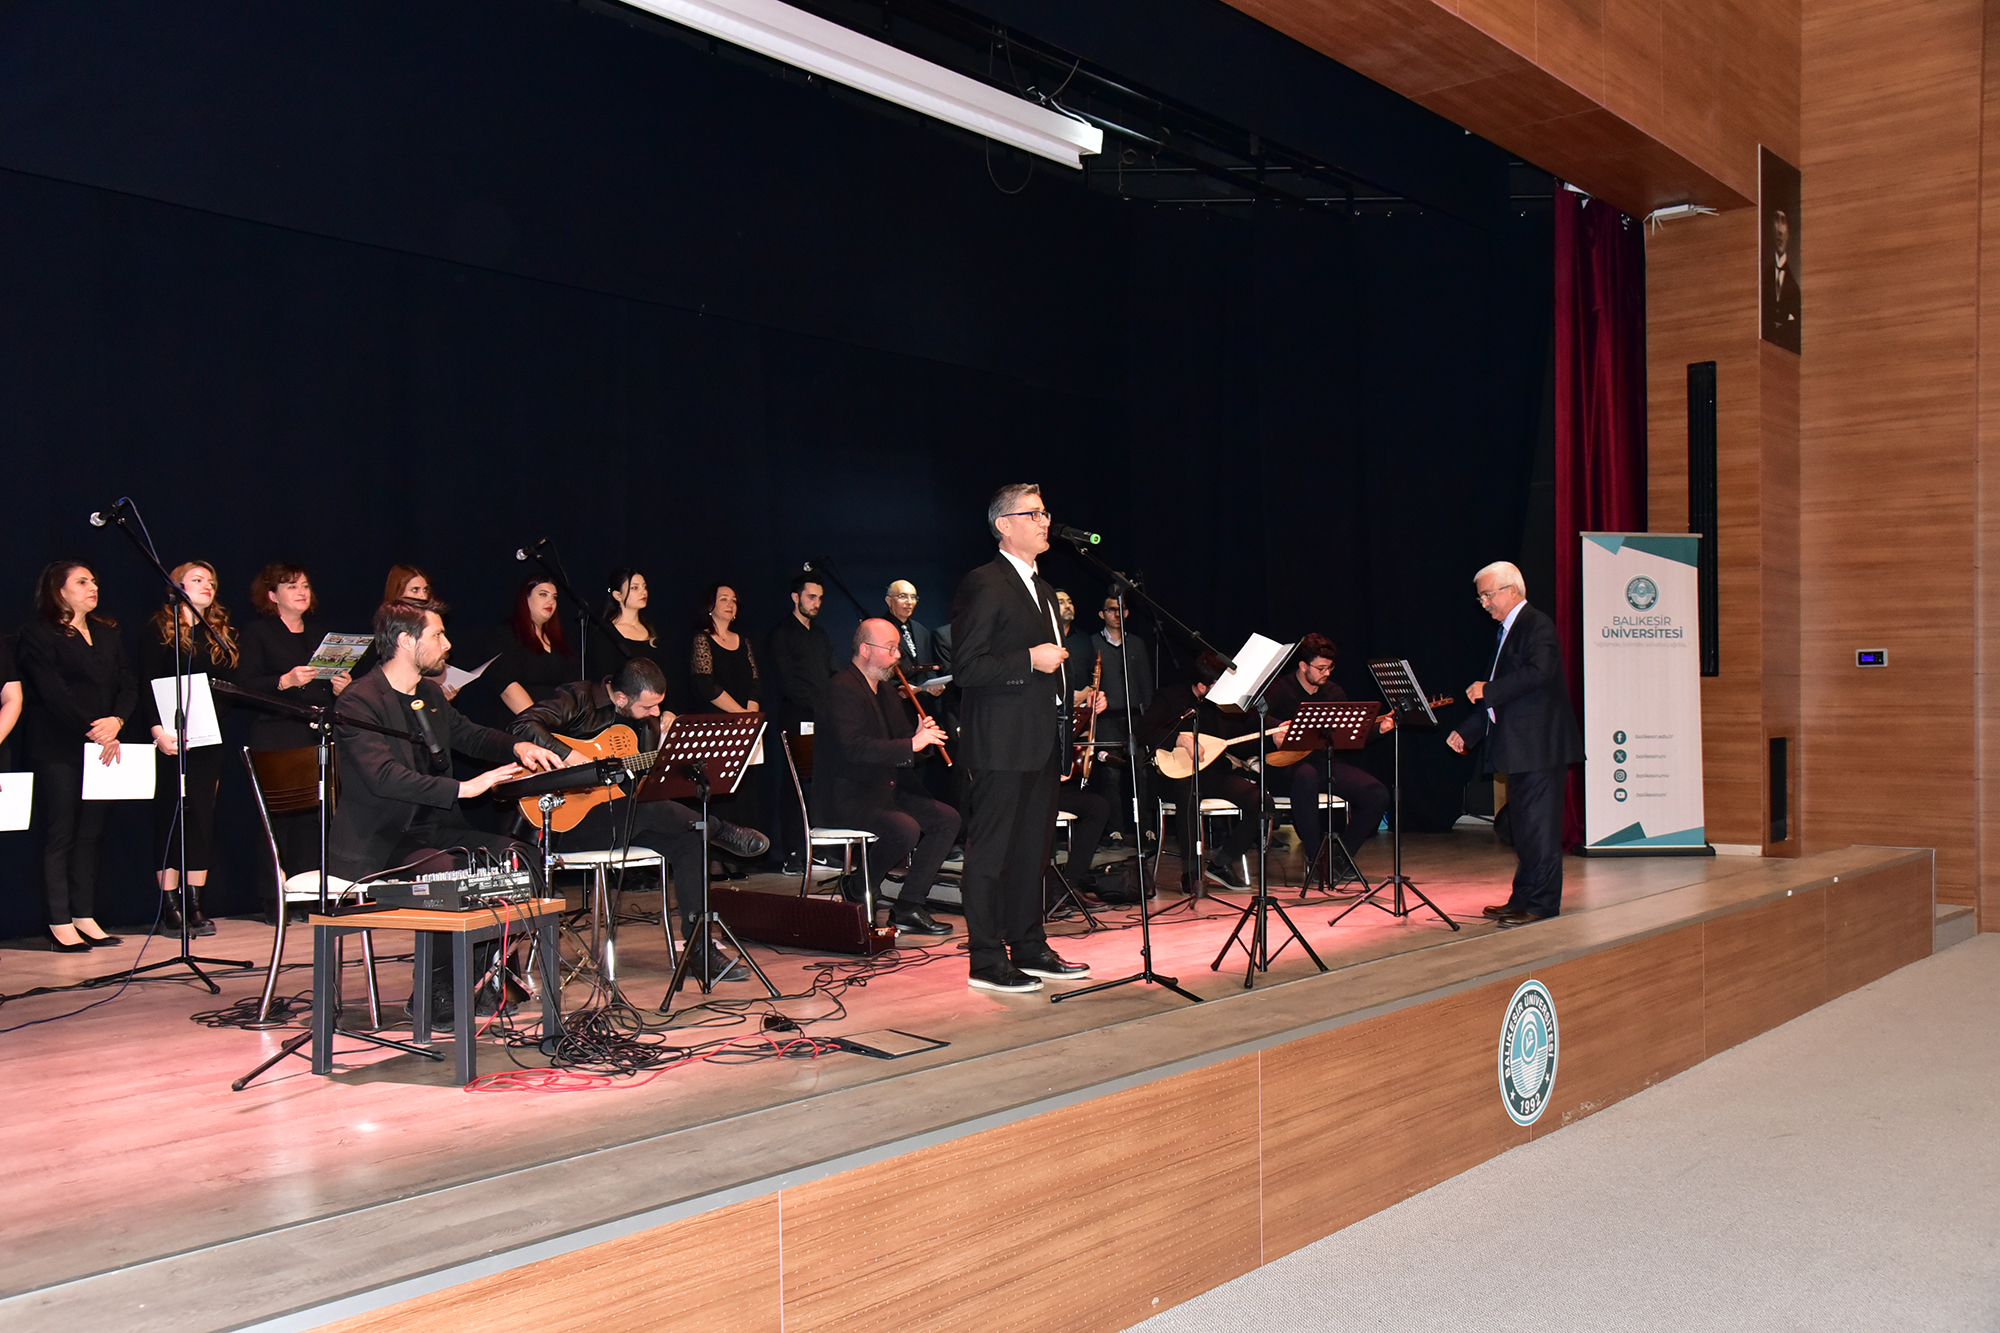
[[619, 0, 1104, 167]]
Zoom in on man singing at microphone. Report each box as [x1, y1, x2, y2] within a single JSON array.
[[951, 484, 1090, 993]]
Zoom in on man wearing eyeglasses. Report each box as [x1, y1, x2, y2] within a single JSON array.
[[885, 580, 946, 695], [1444, 561, 1584, 928], [949, 483, 1091, 993], [812, 619, 958, 937]]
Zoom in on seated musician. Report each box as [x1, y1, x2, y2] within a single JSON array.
[[509, 656, 771, 983], [328, 599, 564, 1018], [1133, 653, 1265, 891], [1055, 688, 1118, 905], [816, 620, 959, 937], [1264, 633, 1392, 875]]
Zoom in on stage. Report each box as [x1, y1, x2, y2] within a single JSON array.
[[0, 827, 1945, 1333]]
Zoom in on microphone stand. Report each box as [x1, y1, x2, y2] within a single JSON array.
[[1053, 544, 1217, 1007], [85, 500, 252, 993]]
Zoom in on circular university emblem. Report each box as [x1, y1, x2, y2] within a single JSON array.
[[1625, 576, 1659, 610], [1498, 979, 1559, 1126]]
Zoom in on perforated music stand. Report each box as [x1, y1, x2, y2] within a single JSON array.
[[1328, 661, 1459, 930], [1280, 699, 1379, 896], [637, 713, 783, 1001]]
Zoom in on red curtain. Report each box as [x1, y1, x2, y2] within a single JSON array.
[[1553, 188, 1647, 849]]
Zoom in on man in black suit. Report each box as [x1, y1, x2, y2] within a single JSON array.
[[814, 619, 957, 937], [951, 483, 1091, 993], [1445, 562, 1585, 927]]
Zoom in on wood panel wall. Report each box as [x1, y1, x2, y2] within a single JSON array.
[[1979, 0, 2000, 929], [313, 859, 1931, 1333], [1797, 0, 1986, 903]]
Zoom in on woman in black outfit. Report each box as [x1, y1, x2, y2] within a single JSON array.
[[237, 563, 350, 890], [490, 576, 578, 715], [0, 632, 21, 769], [691, 584, 765, 874], [18, 561, 137, 951], [144, 561, 237, 937], [587, 567, 658, 677]]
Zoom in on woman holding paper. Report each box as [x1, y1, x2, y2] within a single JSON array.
[[145, 561, 238, 937], [18, 561, 137, 951]]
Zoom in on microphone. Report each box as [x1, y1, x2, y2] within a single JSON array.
[[1055, 524, 1102, 547], [88, 499, 126, 528], [410, 699, 444, 760], [514, 537, 550, 562]]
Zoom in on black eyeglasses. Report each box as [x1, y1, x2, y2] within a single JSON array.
[[999, 509, 1053, 523]]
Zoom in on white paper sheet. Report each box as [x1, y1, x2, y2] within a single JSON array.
[[444, 653, 500, 693], [149, 672, 223, 748], [0, 772, 32, 831], [81, 744, 157, 800], [1207, 634, 1296, 712]]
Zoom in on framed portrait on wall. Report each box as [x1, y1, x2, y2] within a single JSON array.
[[1760, 146, 1801, 353]]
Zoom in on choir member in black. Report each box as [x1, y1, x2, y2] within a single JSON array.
[[588, 567, 657, 676], [511, 657, 773, 982], [144, 561, 238, 937], [1070, 593, 1157, 845], [348, 566, 441, 686], [488, 577, 579, 716], [0, 632, 20, 768], [328, 599, 563, 1017], [238, 562, 350, 893], [690, 584, 766, 872], [1264, 633, 1393, 875], [814, 620, 958, 936], [765, 573, 837, 872], [951, 483, 1089, 992], [18, 562, 137, 950], [885, 580, 945, 696], [1134, 653, 1264, 891]]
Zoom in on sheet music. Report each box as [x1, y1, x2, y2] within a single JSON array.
[[444, 653, 500, 693], [0, 773, 32, 831], [149, 672, 223, 749], [1209, 634, 1295, 712], [81, 744, 156, 800]]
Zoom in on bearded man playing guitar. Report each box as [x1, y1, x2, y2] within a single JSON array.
[[510, 656, 770, 983], [1261, 633, 1394, 877]]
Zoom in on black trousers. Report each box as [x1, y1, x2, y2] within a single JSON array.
[[1504, 766, 1565, 917], [153, 745, 225, 871], [391, 814, 544, 996], [1053, 781, 1110, 901], [563, 796, 705, 934], [34, 762, 103, 925], [1166, 769, 1263, 871], [842, 789, 960, 905], [961, 750, 1061, 972], [1286, 755, 1390, 859]]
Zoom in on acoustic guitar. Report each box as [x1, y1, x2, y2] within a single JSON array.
[[1262, 694, 1456, 769], [508, 723, 661, 832]]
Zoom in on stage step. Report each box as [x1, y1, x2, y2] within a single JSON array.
[[1935, 903, 1976, 952]]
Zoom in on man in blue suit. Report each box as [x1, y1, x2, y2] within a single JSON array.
[[1445, 561, 1585, 928]]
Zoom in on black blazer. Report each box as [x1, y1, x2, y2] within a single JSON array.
[[1451, 602, 1585, 774], [813, 663, 916, 824], [327, 668, 519, 879], [17, 618, 138, 766], [238, 615, 340, 751], [951, 557, 1067, 772]]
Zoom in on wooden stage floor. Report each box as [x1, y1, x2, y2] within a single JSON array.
[[0, 827, 1932, 1332]]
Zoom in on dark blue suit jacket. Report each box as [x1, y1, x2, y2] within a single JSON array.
[[1451, 602, 1585, 775]]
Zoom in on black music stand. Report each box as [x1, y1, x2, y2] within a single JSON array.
[[1329, 661, 1459, 931], [643, 713, 782, 1002], [1281, 699, 1379, 897]]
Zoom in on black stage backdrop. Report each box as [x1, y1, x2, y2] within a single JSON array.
[[0, 0, 1550, 934]]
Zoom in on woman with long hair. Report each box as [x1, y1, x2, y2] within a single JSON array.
[[18, 561, 137, 950], [588, 567, 657, 676], [382, 565, 433, 604], [491, 576, 577, 715], [690, 583, 765, 875], [144, 561, 238, 937]]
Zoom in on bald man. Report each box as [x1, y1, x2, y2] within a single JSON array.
[[886, 580, 945, 695], [1445, 561, 1584, 928]]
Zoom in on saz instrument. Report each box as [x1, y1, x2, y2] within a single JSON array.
[[1151, 725, 1292, 781], [507, 724, 661, 832], [1261, 694, 1457, 769], [1069, 654, 1104, 783]]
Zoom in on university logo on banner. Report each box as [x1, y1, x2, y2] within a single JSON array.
[[1499, 979, 1559, 1126]]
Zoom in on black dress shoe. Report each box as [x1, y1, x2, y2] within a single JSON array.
[[1013, 948, 1090, 979], [78, 932, 124, 947], [889, 903, 952, 936], [968, 963, 1042, 993], [712, 821, 771, 860], [681, 943, 749, 983], [1206, 859, 1250, 890], [1494, 909, 1549, 929], [48, 935, 92, 953], [1481, 903, 1516, 919]]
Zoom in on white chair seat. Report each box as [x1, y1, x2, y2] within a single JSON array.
[[1270, 795, 1348, 812], [1159, 798, 1243, 816], [810, 828, 879, 844], [282, 871, 357, 902], [551, 846, 662, 869], [1056, 810, 1077, 824]]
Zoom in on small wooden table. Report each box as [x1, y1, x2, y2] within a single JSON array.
[[309, 899, 565, 1083]]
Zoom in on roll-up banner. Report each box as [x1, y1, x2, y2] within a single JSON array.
[[1580, 533, 1710, 854]]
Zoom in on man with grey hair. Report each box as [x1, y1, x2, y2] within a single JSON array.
[[1445, 561, 1584, 927], [950, 483, 1091, 992]]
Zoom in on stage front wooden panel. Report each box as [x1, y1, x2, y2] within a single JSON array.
[[305, 849, 1933, 1333]]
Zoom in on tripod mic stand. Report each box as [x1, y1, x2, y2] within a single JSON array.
[[1051, 558, 1214, 1007], [84, 498, 252, 993]]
